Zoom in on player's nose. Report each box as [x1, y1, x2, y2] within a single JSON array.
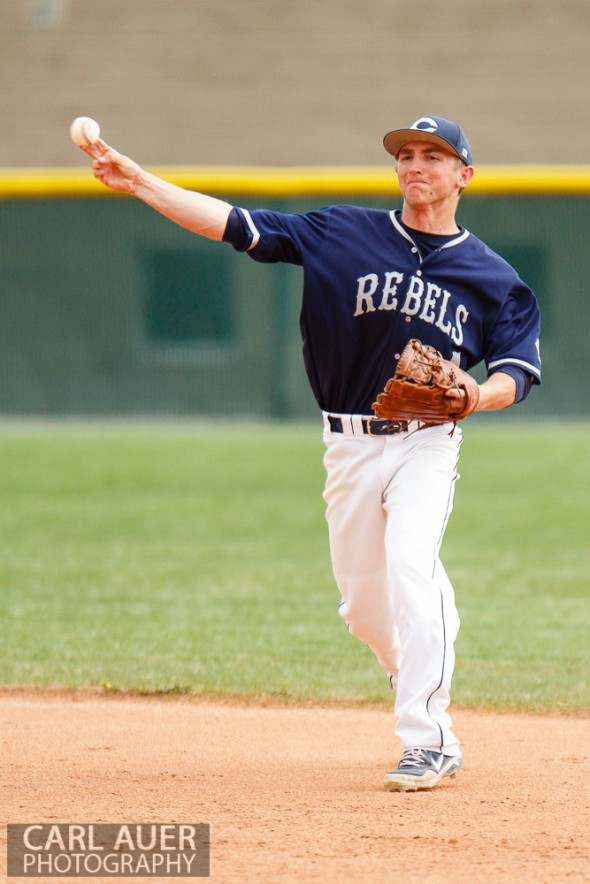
[[401, 156, 423, 175]]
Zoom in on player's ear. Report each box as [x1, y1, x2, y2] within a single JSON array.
[[458, 164, 475, 190]]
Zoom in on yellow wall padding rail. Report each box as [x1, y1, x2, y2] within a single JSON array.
[[2, 165, 590, 199]]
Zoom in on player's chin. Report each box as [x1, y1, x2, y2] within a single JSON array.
[[403, 185, 433, 202]]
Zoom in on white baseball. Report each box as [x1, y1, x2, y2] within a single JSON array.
[[70, 116, 101, 146]]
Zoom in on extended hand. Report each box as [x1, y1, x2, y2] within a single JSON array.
[[80, 138, 142, 195]]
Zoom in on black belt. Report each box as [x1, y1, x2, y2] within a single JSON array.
[[327, 415, 409, 436]]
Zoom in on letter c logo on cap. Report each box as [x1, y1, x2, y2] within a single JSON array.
[[410, 117, 438, 133]]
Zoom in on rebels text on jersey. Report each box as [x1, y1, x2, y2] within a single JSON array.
[[224, 204, 542, 415]]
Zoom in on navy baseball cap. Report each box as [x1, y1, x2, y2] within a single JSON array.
[[383, 115, 473, 166]]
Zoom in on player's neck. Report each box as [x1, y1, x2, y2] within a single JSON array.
[[400, 204, 460, 235]]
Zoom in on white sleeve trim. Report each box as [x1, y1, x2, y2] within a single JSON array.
[[241, 208, 261, 251], [488, 357, 541, 378]]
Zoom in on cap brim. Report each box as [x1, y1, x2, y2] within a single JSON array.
[[383, 128, 462, 161]]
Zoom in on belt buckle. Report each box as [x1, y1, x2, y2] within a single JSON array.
[[366, 418, 404, 437]]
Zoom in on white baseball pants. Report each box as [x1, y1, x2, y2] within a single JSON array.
[[322, 417, 462, 755]]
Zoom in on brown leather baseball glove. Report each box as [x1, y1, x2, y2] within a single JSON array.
[[372, 339, 480, 424]]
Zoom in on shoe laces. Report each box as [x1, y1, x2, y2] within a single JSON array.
[[399, 748, 427, 768]]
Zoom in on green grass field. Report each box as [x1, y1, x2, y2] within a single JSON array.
[[0, 420, 588, 713]]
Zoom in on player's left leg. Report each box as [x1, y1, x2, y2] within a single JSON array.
[[382, 424, 463, 757]]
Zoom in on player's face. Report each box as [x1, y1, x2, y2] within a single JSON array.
[[396, 141, 472, 207]]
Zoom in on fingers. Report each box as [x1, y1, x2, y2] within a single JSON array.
[[90, 145, 141, 194], [79, 136, 102, 159], [89, 143, 121, 179], [79, 142, 98, 159], [80, 137, 110, 160], [76, 130, 135, 194], [92, 159, 107, 184], [90, 147, 117, 187]]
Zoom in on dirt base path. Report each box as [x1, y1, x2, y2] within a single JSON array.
[[1, 693, 588, 883]]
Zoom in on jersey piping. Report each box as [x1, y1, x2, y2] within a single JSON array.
[[242, 209, 261, 251], [488, 356, 541, 379], [389, 211, 471, 252]]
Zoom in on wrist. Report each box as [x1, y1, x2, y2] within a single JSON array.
[[132, 167, 153, 197], [475, 374, 517, 411]]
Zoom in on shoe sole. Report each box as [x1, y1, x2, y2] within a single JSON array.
[[383, 755, 463, 792]]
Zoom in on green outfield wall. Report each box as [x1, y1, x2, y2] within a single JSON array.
[[0, 167, 588, 419]]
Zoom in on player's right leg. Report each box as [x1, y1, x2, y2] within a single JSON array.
[[322, 433, 401, 680]]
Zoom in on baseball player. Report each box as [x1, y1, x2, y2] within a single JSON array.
[[81, 114, 541, 792]]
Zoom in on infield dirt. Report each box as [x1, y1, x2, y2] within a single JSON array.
[[1, 692, 588, 883]]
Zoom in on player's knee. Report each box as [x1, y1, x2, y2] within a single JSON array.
[[339, 606, 400, 674], [339, 600, 386, 645]]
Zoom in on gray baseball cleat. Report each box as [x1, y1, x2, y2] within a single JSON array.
[[383, 748, 463, 792]]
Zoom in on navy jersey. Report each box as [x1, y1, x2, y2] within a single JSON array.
[[225, 205, 541, 415]]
